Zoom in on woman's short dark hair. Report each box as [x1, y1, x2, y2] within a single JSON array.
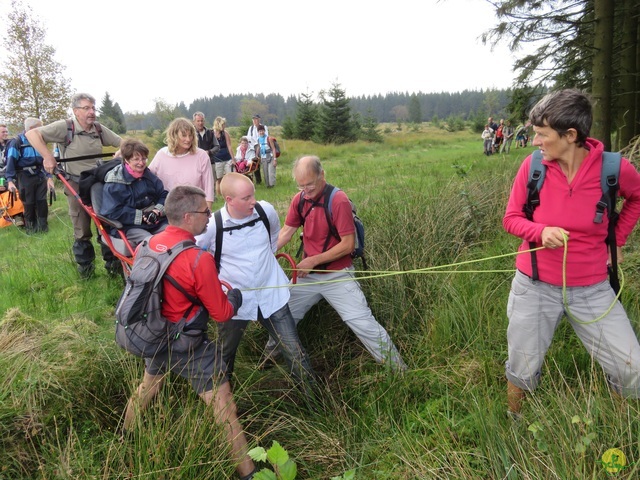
[[529, 89, 592, 147], [120, 138, 150, 161]]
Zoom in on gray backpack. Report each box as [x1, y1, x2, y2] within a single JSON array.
[[115, 240, 203, 358]]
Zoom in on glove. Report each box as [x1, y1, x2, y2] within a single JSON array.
[[143, 211, 158, 224], [226, 288, 243, 315]]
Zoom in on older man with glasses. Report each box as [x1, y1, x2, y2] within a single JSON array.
[[262, 155, 407, 373], [27, 93, 122, 279]]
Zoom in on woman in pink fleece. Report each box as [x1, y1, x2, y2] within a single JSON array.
[[503, 89, 640, 417], [148, 118, 215, 209]]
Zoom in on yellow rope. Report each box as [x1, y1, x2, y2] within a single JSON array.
[[264, 240, 624, 326], [244, 246, 546, 291]]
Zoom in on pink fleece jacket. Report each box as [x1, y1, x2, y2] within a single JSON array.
[[503, 138, 640, 286]]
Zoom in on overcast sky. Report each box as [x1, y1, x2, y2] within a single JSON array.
[[0, 0, 517, 114]]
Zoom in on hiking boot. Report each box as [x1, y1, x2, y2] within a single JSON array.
[[257, 348, 281, 370], [105, 260, 123, 278], [77, 263, 95, 280], [507, 410, 523, 423], [36, 217, 49, 233]]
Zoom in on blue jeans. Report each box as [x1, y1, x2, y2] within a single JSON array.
[[217, 303, 316, 388]]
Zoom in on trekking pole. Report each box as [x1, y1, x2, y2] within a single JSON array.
[[49, 186, 57, 206], [57, 152, 116, 163]]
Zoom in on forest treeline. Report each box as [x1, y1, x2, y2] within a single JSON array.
[[122, 89, 513, 131]]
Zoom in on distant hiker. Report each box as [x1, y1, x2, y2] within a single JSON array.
[[246, 114, 266, 185], [4, 117, 53, 233], [493, 118, 504, 153], [501, 120, 515, 154], [195, 173, 318, 396], [122, 184, 256, 480], [212, 116, 234, 197], [256, 125, 277, 188], [262, 155, 407, 373], [503, 89, 640, 418], [192, 112, 220, 201], [234, 136, 255, 174], [481, 124, 494, 156], [26, 93, 123, 279], [0, 124, 9, 161]]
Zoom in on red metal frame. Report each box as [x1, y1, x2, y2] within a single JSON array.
[[56, 171, 136, 277], [275, 252, 297, 284]]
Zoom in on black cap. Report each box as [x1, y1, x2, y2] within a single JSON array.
[[252, 114, 261, 119]]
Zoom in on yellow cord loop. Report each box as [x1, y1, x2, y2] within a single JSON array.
[[560, 232, 623, 325]]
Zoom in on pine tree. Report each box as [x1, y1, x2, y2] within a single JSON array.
[[0, 0, 72, 127], [99, 92, 127, 134], [360, 108, 383, 143], [408, 94, 422, 124], [316, 82, 358, 145], [294, 92, 317, 140]]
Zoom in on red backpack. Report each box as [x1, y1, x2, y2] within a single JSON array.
[[268, 136, 281, 158]]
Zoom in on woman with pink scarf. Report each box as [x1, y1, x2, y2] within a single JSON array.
[[100, 138, 168, 247]]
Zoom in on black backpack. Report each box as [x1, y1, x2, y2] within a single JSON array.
[[524, 149, 621, 293], [297, 183, 367, 270], [115, 239, 203, 358]]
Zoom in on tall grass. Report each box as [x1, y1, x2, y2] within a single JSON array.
[[2, 125, 640, 479]]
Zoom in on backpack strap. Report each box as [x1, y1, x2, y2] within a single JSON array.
[[524, 150, 546, 281], [214, 210, 223, 272], [594, 151, 621, 224], [65, 118, 106, 147], [149, 239, 203, 316], [94, 121, 106, 146], [213, 203, 271, 272], [146, 239, 198, 287], [325, 185, 341, 242], [598, 151, 621, 293], [65, 119, 74, 147], [165, 274, 202, 306]]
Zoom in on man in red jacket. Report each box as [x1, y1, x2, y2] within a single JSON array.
[[122, 185, 255, 480]]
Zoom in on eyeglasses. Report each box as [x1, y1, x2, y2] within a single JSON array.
[[297, 178, 318, 191], [128, 157, 148, 164], [75, 105, 97, 111], [189, 208, 212, 217]]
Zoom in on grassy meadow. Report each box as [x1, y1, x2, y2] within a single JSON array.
[[2, 124, 640, 479]]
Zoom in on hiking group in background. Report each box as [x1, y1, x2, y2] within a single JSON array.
[[482, 116, 529, 155]]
